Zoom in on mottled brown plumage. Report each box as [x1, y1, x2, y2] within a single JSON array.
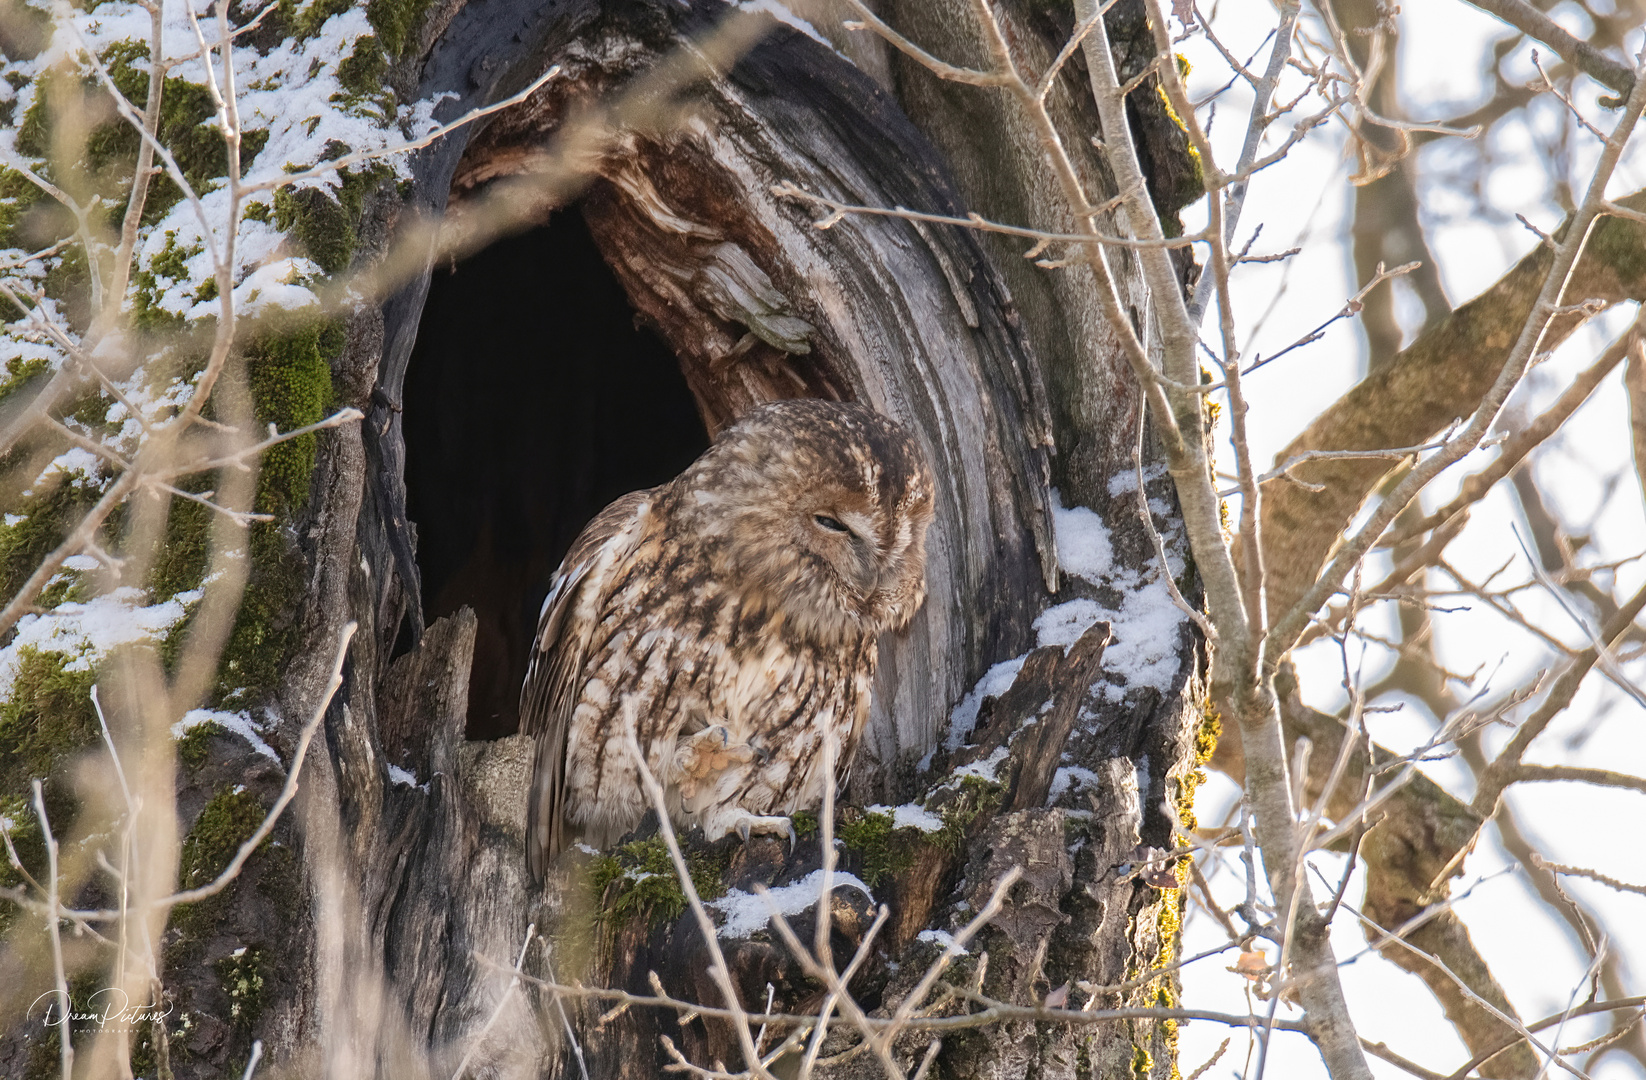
[[522, 399, 934, 881]]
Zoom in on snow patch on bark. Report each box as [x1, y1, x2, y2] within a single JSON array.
[[173, 708, 282, 764], [1037, 488, 1187, 699], [867, 801, 946, 833], [710, 868, 875, 938], [0, 587, 198, 686], [945, 655, 1027, 749]]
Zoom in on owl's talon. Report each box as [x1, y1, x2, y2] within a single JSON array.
[[723, 812, 796, 849]]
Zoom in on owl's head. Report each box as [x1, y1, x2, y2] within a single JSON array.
[[675, 399, 936, 644]]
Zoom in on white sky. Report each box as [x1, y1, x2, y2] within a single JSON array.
[[1170, 2, 1646, 1077]]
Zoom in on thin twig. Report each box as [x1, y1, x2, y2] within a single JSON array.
[[623, 713, 776, 1080], [453, 924, 537, 1080]]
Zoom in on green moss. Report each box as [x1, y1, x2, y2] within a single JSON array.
[[588, 853, 620, 886], [932, 775, 1003, 854], [65, 385, 116, 434], [591, 836, 729, 927], [42, 245, 91, 330], [1132, 1044, 1154, 1079], [279, 0, 354, 40], [836, 809, 915, 889], [177, 720, 224, 772], [790, 809, 818, 839], [214, 314, 336, 704], [366, 0, 433, 56], [0, 793, 45, 894], [0, 355, 51, 406], [255, 840, 300, 911], [243, 312, 338, 514], [211, 519, 306, 708], [0, 648, 97, 789], [0, 474, 105, 605], [149, 230, 198, 281], [241, 201, 271, 223], [144, 314, 339, 705], [215, 945, 267, 1052], [336, 35, 385, 93], [0, 166, 47, 251], [333, 35, 394, 117], [108, 43, 270, 224], [37, 568, 89, 609], [0, 648, 97, 888], [169, 786, 265, 953], [168, 795, 286, 1009], [148, 491, 210, 606], [271, 165, 388, 274], [179, 786, 267, 890], [272, 186, 345, 271], [13, 66, 64, 160], [20, 45, 266, 231], [131, 267, 187, 332]]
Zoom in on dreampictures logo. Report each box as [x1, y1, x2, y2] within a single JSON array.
[[29, 987, 173, 1034]]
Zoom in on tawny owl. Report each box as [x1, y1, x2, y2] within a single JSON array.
[[521, 399, 935, 881]]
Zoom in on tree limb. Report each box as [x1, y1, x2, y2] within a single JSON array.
[[1463, 0, 1635, 100], [1257, 189, 1646, 626]]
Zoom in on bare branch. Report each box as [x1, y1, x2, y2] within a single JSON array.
[[771, 181, 1204, 251], [1533, 856, 1646, 899], [1463, 0, 1635, 98], [32, 780, 74, 1080]]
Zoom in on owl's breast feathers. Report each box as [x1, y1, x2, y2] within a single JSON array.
[[520, 485, 879, 879]]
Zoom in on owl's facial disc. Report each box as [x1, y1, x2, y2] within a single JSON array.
[[673, 398, 935, 644], [800, 502, 883, 613]]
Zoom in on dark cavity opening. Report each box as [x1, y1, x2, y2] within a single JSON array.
[[404, 208, 711, 740]]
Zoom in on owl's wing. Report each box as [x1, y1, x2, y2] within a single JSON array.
[[522, 489, 655, 883]]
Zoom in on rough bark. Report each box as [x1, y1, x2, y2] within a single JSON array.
[[872, 0, 1200, 513]]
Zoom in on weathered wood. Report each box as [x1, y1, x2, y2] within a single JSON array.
[[283, 1, 1076, 1072], [1005, 622, 1112, 812]]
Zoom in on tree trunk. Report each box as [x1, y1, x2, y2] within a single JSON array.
[[0, 2, 1209, 1077]]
